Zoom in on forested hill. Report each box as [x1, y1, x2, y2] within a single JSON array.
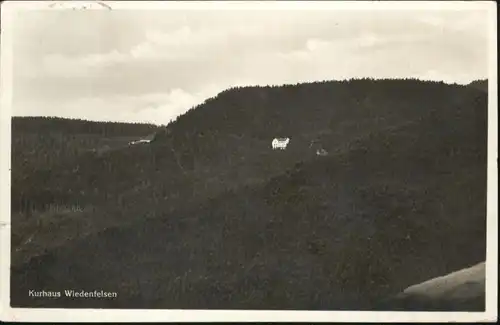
[[11, 78, 488, 310], [161, 78, 484, 140], [11, 117, 161, 213]]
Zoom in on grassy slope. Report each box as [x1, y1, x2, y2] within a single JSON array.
[[374, 262, 485, 311], [10, 79, 487, 309], [11, 116, 160, 180]]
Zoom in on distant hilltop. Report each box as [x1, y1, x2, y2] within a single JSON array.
[[467, 79, 488, 92]]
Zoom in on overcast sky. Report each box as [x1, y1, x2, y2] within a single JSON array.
[[10, 3, 492, 125]]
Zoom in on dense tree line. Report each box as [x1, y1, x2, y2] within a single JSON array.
[[11, 78, 487, 221], [11, 117, 160, 172], [12, 116, 160, 136], [11, 117, 161, 213], [166, 78, 473, 137]]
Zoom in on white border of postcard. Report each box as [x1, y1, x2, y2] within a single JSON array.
[[0, 1, 497, 323]]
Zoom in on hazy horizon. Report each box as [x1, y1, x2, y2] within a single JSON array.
[[9, 3, 492, 124], [11, 77, 489, 126]]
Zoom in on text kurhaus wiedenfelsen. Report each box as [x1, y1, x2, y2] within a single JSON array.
[[29, 290, 117, 298]]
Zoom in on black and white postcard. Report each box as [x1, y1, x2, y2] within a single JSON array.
[[0, 0, 497, 322]]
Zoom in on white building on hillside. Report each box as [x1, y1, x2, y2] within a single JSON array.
[[272, 137, 290, 150]]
